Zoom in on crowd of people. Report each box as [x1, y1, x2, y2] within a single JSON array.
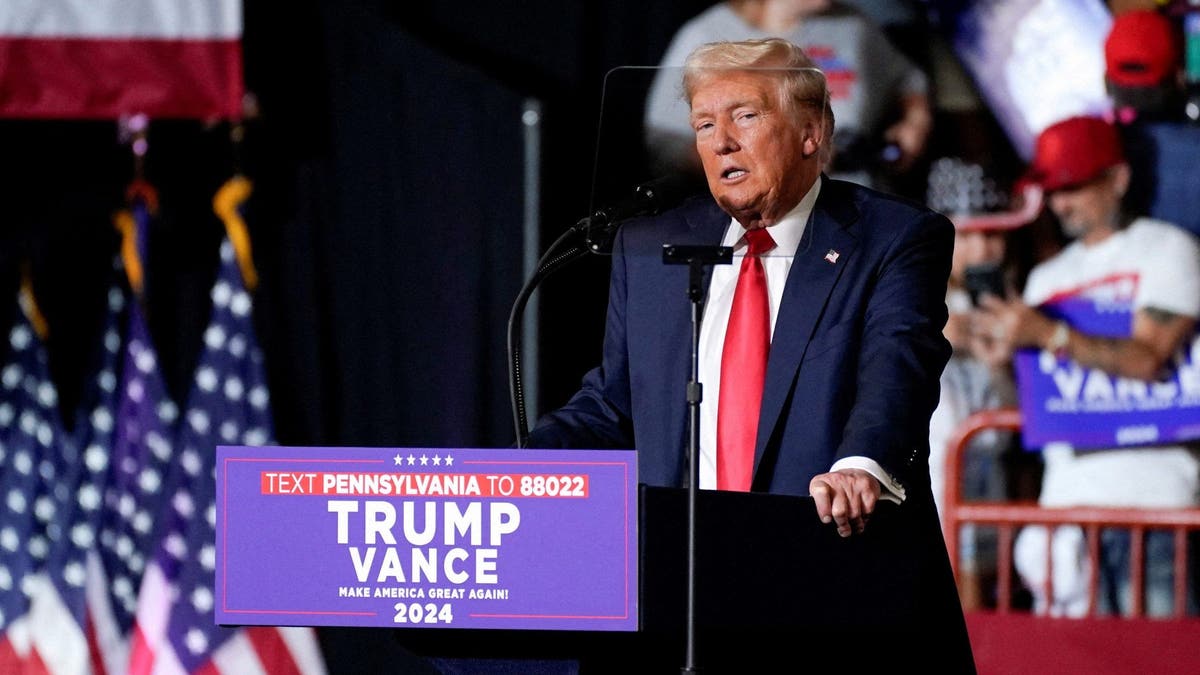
[[630, 1, 1200, 618], [929, 6, 1200, 617]]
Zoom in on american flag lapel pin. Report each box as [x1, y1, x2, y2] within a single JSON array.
[[824, 249, 840, 264]]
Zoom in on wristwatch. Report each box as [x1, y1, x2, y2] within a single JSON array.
[[1046, 320, 1070, 356]]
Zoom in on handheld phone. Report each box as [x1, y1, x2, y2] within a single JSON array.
[[964, 263, 1006, 306]]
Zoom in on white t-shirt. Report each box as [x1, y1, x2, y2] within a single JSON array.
[[1023, 218, 1200, 508]]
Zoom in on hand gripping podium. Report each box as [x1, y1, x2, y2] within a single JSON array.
[[395, 485, 975, 673]]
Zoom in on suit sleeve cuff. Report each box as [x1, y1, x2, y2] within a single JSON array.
[[830, 456, 906, 504]]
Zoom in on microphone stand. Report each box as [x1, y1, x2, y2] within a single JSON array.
[[508, 221, 591, 448], [509, 175, 697, 447], [662, 243, 731, 675]]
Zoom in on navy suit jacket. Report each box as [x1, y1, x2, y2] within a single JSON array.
[[528, 177, 953, 501]]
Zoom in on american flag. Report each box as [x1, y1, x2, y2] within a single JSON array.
[[0, 293, 58, 672], [125, 238, 325, 675], [28, 279, 125, 675], [3, 197, 325, 673], [0, 273, 122, 674], [85, 219, 184, 675]]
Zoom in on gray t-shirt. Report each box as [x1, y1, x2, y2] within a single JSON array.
[[643, 1, 927, 182]]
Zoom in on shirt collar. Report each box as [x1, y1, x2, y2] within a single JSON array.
[[721, 175, 822, 256]]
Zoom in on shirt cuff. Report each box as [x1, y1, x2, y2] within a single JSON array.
[[829, 456, 906, 504]]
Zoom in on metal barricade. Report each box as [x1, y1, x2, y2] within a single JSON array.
[[941, 407, 1200, 617]]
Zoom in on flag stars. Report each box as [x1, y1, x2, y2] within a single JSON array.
[[231, 291, 251, 317], [204, 325, 227, 350], [71, 523, 94, 548], [19, 412, 36, 436], [2, 365, 21, 389], [14, 449, 31, 475], [182, 449, 202, 476], [36, 382, 56, 408], [134, 345, 156, 374], [133, 511, 153, 534], [147, 431, 172, 461], [115, 535, 134, 559], [1, 527, 19, 551], [127, 378, 145, 403], [78, 484, 101, 510], [28, 535, 48, 560], [112, 575, 133, 601], [92, 406, 114, 432], [419, 454, 429, 466], [192, 586, 214, 612], [188, 409, 211, 434], [108, 286, 125, 311], [186, 627, 209, 655], [212, 281, 232, 308], [99, 369, 116, 393], [443, 455, 454, 466], [166, 533, 187, 559], [117, 492, 136, 517], [406, 454, 416, 465], [138, 467, 162, 494], [104, 326, 121, 353], [248, 385, 269, 410], [7, 490, 27, 514], [393, 454, 404, 466], [34, 495, 55, 522], [196, 366, 218, 392], [64, 561, 85, 587], [10, 325, 31, 349], [224, 376, 244, 401], [157, 399, 179, 423], [174, 491, 195, 518], [432, 455, 442, 466], [243, 428, 268, 446], [229, 335, 247, 358]]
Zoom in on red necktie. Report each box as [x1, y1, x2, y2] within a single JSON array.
[[717, 227, 775, 491]]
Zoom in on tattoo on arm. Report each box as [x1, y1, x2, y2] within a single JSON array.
[[1142, 306, 1181, 325], [1083, 336, 1123, 373]]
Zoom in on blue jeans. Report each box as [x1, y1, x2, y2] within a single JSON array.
[[1097, 529, 1199, 617]]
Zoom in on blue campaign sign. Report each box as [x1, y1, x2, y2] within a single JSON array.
[[215, 446, 639, 632]]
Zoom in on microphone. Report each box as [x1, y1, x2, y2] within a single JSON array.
[[582, 174, 698, 252]]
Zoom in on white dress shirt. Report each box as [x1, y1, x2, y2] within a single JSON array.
[[697, 176, 904, 502]]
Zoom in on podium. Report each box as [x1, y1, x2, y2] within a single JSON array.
[[395, 485, 975, 673]]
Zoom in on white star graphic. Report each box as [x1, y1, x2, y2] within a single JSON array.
[[419, 454, 429, 466], [444, 455, 454, 466], [432, 455, 442, 466], [407, 454, 416, 465], [393, 454, 403, 466]]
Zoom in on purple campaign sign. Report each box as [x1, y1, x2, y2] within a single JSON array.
[[215, 446, 638, 631], [1015, 293, 1200, 449]]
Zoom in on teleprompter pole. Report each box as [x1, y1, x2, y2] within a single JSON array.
[[661, 243, 732, 674]]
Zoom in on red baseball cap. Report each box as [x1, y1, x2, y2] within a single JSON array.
[[1105, 10, 1180, 88], [1025, 116, 1125, 192]]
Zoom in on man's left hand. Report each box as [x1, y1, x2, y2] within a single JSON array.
[[809, 469, 881, 538]]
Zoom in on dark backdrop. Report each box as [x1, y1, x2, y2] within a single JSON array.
[[0, 0, 712, 670]]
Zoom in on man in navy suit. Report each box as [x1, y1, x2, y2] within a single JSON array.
[[529, 37, 952, 539]]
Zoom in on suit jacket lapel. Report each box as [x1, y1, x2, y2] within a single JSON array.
[[682, 198, 735, 288], [755, 182, 859, 462]]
